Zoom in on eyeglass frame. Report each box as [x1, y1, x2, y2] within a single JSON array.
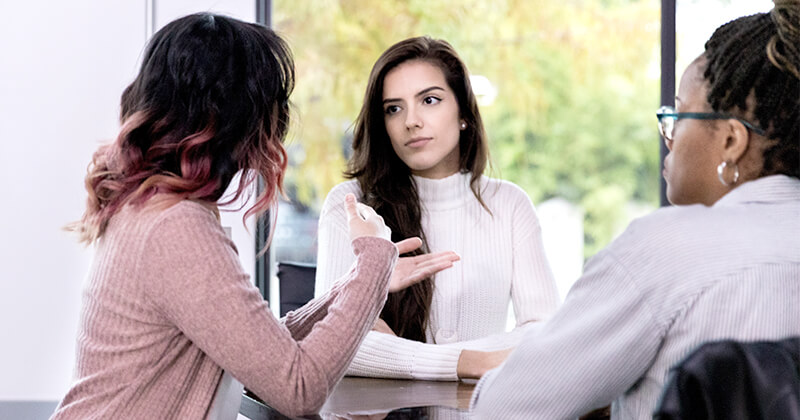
[[656, 105, 766, 142]]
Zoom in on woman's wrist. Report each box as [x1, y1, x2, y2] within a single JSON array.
[[456, 349, 482, 379], [457, 348, 513, 379]]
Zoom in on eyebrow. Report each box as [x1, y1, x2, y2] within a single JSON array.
[[383, 86, 445, 104]]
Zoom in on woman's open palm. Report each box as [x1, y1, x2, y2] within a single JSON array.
[[390, 238, 460, 293]]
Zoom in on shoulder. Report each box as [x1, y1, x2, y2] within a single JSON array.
[[480, 176, 532, 202], [128, 198, 223, 244], [323, 180, 362, 206], [479, 176, 536, 214], [115, 197, 217, 230], [602, 203, 727, 274], [158, 199, 220, 228], [320, 180, 362, 221], [617, 204, 715, 246], [593, 202, 768, 327], [105, 198, 230, 270]]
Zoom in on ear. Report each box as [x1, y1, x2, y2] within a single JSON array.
[[719, 119, 751, 164]]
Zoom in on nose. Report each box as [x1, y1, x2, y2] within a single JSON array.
[[405, 105, 423, 130]]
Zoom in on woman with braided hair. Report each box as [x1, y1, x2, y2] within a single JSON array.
[[470, 1, 800, 418]]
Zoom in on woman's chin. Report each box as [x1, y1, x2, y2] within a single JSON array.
[[665, 186, 684, 206]]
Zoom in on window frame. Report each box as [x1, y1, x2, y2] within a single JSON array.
[[254, 0, 677, 299]]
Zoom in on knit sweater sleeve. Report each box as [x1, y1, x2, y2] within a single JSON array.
[[280, 275, 351, 342], [343, 319, 540, 382], [344, 182, 563, 381], [315, 183, 463, 381], [139, 202, 397, 417], [346, 331, 463, 381], [314, 182, 360, 300], [506, 184, 561, 325]]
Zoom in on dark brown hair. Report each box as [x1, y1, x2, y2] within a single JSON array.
[[70, 13, 294, 243], [703, 0, 800, 178], [346, 36, 489, 342]]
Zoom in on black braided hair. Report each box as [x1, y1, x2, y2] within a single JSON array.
[[703, 0, 800, 178]]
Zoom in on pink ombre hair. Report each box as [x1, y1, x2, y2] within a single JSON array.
[[70, 13, 294, 245]]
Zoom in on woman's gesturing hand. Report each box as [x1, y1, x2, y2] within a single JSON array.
[[390, 238, 460, 293], [345, 193, 391, 241], [344, 193, 459, 291]]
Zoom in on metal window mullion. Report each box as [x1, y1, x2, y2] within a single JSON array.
[[660, 0, 676, 207], [254, 0, 272, 301]]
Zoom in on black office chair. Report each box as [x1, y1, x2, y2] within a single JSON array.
[[276, 261, 317, 317], [654, 338, 800, 420]]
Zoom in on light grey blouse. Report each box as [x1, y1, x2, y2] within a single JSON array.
[[471, 175, 800, 420]]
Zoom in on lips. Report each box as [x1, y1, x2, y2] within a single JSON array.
[[405, 137, 432, 148]]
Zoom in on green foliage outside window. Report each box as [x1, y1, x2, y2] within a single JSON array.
[[274, 0, 661, 258]]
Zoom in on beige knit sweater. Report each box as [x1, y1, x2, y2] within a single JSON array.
[[52, 199, 397, 419]]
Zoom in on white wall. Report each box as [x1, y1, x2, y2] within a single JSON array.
[[0, 0, 254, 402], [675, 0, 774, 78]]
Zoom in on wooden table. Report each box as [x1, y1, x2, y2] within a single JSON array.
[[239, 377, 476, 419]]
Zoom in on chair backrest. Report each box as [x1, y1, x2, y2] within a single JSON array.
[[277, 261, 317, 317], [654, 337, 800, 420]]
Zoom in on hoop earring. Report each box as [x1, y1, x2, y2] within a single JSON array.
[[717, 160, 740, 186]]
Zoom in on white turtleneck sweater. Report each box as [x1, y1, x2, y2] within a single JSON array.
[[314, 172, 561, 381]]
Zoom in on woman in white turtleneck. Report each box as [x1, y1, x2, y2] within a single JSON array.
[[315, 36, 560, 381]]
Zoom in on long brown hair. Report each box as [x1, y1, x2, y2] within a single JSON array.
[[70, 13, 295, 244], [346, 36, 490, 342]]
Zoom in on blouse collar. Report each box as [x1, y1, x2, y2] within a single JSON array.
[[714, 175, 800, 207]]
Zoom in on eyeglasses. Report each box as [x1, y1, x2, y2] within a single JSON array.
[[656, 105, 766, 142]]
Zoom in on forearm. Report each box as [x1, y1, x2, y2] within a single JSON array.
[[289, 237, 397, 385], [281, 271, 351, 340], [346, 331, 463, 381], [173, 238, 395, 416]]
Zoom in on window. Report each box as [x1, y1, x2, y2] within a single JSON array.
[[269, 0, 662, 300]]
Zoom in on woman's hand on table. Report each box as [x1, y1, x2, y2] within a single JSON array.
[[456, 348, 514, 380], [324, 413, 388, 420]]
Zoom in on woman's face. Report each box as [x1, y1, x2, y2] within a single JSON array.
[[382, 59, 463, 179], [663, 57, 727, 206]]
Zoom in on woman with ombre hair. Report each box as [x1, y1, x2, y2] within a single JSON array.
[[51, 13, 403, 419]]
